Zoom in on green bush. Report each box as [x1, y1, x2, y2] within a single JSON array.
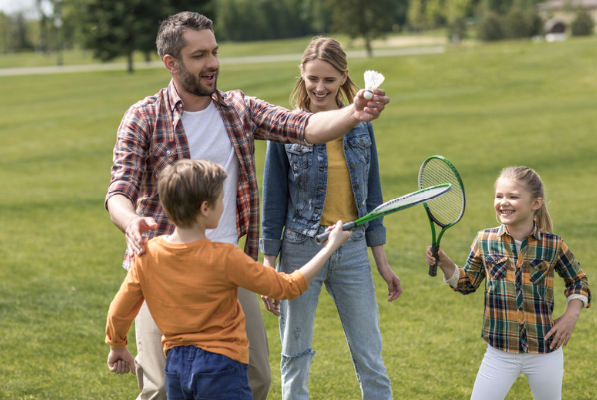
[[526, 9, 544, 37], [504, 7, 529, 39], [478, 11, 504, 41], [447, 17, 467, 43], [571, 8, 595, 36]]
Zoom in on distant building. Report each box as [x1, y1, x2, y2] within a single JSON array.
[[537, 0, 597, 25], [537, 0, 596, 40]]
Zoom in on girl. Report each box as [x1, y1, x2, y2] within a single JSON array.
[[260, 37, 401, 400], [426, 166, 591, 400]]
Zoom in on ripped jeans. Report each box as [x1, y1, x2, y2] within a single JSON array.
[[277, 226, 392, 400]]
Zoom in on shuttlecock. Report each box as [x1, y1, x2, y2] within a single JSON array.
[[363, 70, 385, 99]]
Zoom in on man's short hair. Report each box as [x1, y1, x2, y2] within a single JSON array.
[[156, 11, 213, 60], [158, 159, 226, 229]]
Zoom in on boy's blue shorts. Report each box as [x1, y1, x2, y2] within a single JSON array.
[[165, 345, 252, 400]]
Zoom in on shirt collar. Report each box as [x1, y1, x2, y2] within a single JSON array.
[[165, 79, 227, 112], [497, 222, 543, 241]]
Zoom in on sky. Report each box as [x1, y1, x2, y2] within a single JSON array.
[[0, 0, 47, 17]]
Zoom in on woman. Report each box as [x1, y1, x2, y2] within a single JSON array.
[[260, 37, 401, 400]]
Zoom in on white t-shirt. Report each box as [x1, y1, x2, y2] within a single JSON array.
[[181, 101, 239, 245]]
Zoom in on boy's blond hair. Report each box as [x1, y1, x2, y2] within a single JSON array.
[[158, 159, 227, 229]]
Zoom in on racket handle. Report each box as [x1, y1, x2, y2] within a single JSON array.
[[315, 221, 357, 244], [428, 244, 438, 277]]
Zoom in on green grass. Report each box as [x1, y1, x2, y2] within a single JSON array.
[[1, 35, 596, 399]]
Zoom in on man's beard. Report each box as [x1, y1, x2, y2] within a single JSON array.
[[178, 58, 218, 97]]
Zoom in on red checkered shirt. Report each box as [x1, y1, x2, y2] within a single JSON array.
[[453, 223, 591, 354], [106, 80, 310, 269]]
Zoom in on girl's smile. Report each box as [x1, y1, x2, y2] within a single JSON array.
[[494, 178, 543, 239]]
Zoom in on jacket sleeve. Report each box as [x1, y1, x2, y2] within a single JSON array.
[[364, 122, 386, 247], [260, 141, 290, 256]]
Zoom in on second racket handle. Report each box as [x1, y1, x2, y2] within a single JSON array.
[[315, 221, 357, 244], [429, 244, 439, 277]]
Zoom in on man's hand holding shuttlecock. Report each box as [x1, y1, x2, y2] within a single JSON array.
[[364, 70, 385, 99], [347, 70, 388, 123], [303, 70, 389, 142]]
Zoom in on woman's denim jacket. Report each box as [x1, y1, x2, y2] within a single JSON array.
[[260, 121, 386, 256]]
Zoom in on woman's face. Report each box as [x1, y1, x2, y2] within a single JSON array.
[[301, 59, 347, 113]]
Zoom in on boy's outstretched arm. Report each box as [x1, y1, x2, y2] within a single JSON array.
[[107, 347, 136, 375], [299, 221, 352, 283]]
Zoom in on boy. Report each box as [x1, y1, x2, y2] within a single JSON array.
[[105, 159, 352, 399]]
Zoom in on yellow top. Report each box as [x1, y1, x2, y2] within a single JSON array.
[[321, 137, 359, 226]]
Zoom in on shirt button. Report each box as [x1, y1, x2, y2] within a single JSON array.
[[350, 163, 355, 169], [355, 184, 360, 189], [344, 145, 348, 150]]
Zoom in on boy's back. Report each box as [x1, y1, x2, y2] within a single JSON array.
[[106, 235, 308, 364]]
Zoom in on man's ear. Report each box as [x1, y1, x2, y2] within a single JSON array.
[[163, 54, 178, 74]]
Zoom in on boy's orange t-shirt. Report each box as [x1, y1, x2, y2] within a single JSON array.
[[106, 236, 308, 364]]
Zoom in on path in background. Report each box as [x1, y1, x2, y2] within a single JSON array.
[[0, 46, 444, 77]]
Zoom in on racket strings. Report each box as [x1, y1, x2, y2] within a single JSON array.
[[420, 160, 464, 226], [373, 185, 449, 215]]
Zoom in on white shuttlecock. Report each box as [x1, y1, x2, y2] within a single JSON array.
[[363, 70, 385, 99]]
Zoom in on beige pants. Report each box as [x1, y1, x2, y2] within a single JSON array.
[[134, 288, 271, 400]]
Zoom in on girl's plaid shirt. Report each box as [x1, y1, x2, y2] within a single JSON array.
[[453, 223, 591, 354], [106, 80, 310, 269]]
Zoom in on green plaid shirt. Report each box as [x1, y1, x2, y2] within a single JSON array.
[[453, 223, 591, 354]]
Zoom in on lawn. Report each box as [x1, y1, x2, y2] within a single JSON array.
[[0, 35, 595, 399]]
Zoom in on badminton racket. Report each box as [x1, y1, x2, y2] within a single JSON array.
[[418, 156, 466, 277], [316, 184, 452, 244]]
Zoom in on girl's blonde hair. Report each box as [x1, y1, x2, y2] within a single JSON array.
[[496, 166, 553, 232], [290, 37, 359, 111]]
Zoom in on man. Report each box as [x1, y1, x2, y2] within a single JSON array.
[[105, 11, 389, 400]]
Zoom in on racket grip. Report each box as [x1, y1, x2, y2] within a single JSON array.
[[428, 244, 438, 277], [315, 221, 357, 244]]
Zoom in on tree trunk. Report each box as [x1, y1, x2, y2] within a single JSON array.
[[127, 52, 134, 74]]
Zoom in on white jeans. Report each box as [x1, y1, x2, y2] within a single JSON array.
[[471, 344, 564, 400]]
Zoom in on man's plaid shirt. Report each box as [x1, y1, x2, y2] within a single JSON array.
[[452, 223, 591, 354], [106, 80, 310, 269]]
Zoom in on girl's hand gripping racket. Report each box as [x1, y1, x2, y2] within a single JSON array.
[[316, 184, 452, 244], [418, 156, 466, 277]]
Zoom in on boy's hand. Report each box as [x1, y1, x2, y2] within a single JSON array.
[[108, 347, 136, 375], [323, 221, 352, 249]]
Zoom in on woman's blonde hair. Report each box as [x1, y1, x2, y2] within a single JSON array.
[[290, 37, 359, 111], [496, 166, 553, 232]]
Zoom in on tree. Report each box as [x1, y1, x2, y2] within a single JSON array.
[[570, 7, 595, 36], [78, 0, 214, 73], [503, 7, 528, 38], [478, 11, 504, 41], [407, 0, 426, 31], [329, 0, 399, 57], [446, 0, 472, 42]]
